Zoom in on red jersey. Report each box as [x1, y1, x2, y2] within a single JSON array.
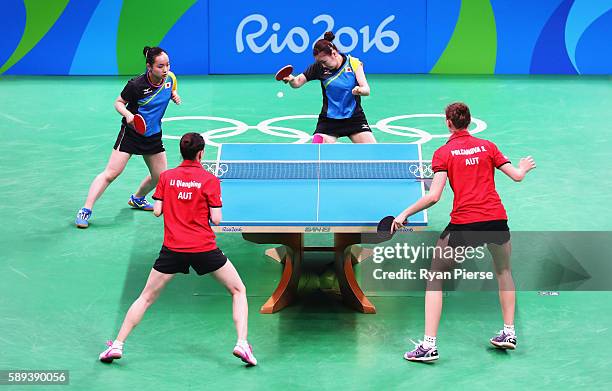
[[152, 160, 222, 252], [432, 130, 510, 224]]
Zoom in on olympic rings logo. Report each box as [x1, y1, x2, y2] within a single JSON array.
[[161, 114, 487, 147], [202, 162, 229, 176], [408, 162, 434, 178]]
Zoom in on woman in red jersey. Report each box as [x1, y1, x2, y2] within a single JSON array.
[[393, 102, 536, 362], [98, 133, 257, 366]]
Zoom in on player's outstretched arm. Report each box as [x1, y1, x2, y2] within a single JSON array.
[[153, 200, 163, 217], [392, 171, 448, 231], [499, 156, 536, 182], [285, 74, 307, 88]]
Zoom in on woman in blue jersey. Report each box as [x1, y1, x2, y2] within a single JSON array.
[[283, 31, 376, 143], [75, 46, 181, 228]]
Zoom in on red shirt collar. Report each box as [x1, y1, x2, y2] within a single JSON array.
[[447, 129, 471, 143], [179, 160, 203, 168]]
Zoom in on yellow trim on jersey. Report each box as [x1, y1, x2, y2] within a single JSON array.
[[349, 56, 362, 72], [169, 71, 177, 91]]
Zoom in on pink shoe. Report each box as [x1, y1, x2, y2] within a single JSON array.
[[312, 134, 324, 144], [99, 341, 123, 363], [233, 344, 257, 366]]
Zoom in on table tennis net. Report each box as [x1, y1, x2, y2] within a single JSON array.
[[201, 160, 433, 180]]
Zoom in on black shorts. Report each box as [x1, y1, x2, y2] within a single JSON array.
[[114, 124, 165, 155], [153, 246, 228, 275], [315, 111, 371, 138], [440, 220, 510, 248]]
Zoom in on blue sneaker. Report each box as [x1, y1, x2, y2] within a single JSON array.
[[404, 339, 439, 362], [75, 207, 92, 228], [128, 194, 153, 211], [490, 330, 517, 349]]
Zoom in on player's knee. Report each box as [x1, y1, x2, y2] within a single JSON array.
[[141, 289, 160, 305], [103, 168, 123, 182], [229, 282, 246, 297]]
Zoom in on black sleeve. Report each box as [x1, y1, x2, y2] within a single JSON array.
[[302, 62, 322, 81], [120, 80, 137, 103]]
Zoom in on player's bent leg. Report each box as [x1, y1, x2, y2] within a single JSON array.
[[405, 235, 452, 362], [100, 269, 174, 363], [117, 268, 174, 340], [349, 131, 377, 144], [488, 241, 515, 321], [424, 235, 453, 337], [488, 240, 517, 349], [212, 260, 257, 366], [130, 152, 168, 210], [77, 149, 131, 228]]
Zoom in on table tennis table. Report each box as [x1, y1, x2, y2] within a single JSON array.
[[209, 143, 429, 314]]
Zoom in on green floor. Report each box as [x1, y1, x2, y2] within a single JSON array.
[[0, 75, 611, 390]]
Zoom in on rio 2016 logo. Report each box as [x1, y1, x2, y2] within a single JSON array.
[[236, 14, 400, 54]]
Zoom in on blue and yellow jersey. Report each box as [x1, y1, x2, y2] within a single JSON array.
[[120, 71, 177, 137], [303, 54, 364, 119]]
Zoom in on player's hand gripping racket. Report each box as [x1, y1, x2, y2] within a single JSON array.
[[131, 114, 147, 135], [275, 65, 293, 82]]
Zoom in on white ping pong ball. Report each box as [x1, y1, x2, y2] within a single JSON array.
[[276, 91, 284, 98]]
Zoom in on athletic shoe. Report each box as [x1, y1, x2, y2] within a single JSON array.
[[99, 341, 123, 363], [233, 343, 257, 366], [404, 339, 439, 362], [490, 330, 517, 349], [75, 207, 92, 228], [128, 194, 153, 211]]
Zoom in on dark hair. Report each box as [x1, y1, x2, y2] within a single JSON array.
[[312, 31, 338, 56], [445, 102, 471, 130], [180, 132, 205, 160], [143, 46, 167, 65]]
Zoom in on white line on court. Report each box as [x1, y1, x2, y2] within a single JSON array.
[[161, 114, 487, 145]]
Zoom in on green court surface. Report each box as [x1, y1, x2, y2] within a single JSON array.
[[1, 75, 611, 390]]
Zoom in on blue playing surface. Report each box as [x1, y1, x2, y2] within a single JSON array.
[[218, 144, 427, 227]]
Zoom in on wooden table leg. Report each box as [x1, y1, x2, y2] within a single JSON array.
[[333, 233, 376, 314], [242, 233, 304, 313]]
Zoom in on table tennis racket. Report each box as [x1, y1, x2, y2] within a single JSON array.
[[132, 114, 146, 135], [275, 65, 293, 81], [377, 215, 396, 240]]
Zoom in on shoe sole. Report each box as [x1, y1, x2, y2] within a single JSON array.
[[99, 355, 121, 363], [404, 354, 438, 362], [233, 350, 256, 366], [76, 224, 89, 228], [128, 201, 153, 211], [490, 341, 516, 349]]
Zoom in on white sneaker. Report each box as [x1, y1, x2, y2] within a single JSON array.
[[99, 341, 123, 363], [233, 343, 257, 366]]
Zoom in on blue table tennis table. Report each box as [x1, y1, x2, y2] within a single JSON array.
[[210, 143, 429, 313]]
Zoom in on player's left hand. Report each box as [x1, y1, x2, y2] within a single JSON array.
[[172, 91, 182, 105], [352, 86, 361, 95]]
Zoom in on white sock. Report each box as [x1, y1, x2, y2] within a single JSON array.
[[423, 335, 437, 349], [236, 339, 248, 348], [503, 324, 515, 335], [112, 340, 124, 349]]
